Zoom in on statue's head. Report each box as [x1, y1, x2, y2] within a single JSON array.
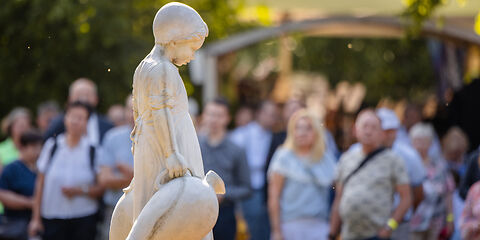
[[153, 2, 208, 66]]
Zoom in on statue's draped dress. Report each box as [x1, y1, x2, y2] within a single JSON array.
[[130, 53, 205, 220]]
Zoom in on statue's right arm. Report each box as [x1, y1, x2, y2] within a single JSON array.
[[149, 64, 187, 179]]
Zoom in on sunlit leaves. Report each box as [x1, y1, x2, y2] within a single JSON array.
[[475, 11, 480, 35]]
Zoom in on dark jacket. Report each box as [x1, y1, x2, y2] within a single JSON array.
[[459, 148, 480, 200]]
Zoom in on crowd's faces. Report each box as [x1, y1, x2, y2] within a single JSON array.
[[444, 148, 464, 164], [64, 107, 89, 138], [404, 107, 421, 130], [11, 116, 31, 140], [37, 110, 58, 133], [108, 105, 126, 127], [234, 107, 253, 127], [383, 129, 397, 148], [21, 143, 42, 163], [69, 81, 98, 108], [283, 100, 303, 124], [412, 136, 432, 159], [355, 112, 383, 148], [202, 103, 230, 134], [257, 102, 278, 131], [125, 97, 134, 126], [294, 117, 316, 150]]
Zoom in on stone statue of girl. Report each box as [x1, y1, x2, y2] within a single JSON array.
[[109, 3, 224, 240]]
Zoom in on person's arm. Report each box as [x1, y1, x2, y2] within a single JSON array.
[[446, 192, 455, 235], [29, 174, 45, 237], [460, 185, 480, 239], [412, 184, 424, 210], [459, 152, 480, 200], [329, 183, 343, 240], [378, 184, 412, 238], [98, 164, 133, 190], [268, 172, 285, 240], [0, 190, 32, 209], [225, 149, 251, 200], [61, 182, 104, 199]]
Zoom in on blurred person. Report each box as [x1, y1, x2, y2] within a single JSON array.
[[409, 123, 455, 240], [44, 78, 113, 146], [442, 127, 469, 179], [459, 180, 480, 239], [0, 131, 42, 240], [329, 109, 411, 240], [107, 104, 126, 127], [234, 106, 254, 128], [97, 96, 134, 240], [440, 127, 470, 240], [396, 103, 442, 159], [268, 109, 336, 240], [230, 100, 278, 240], [266, 99, 339, 183], [448, 77, 480, 153], [374, 108, 426, 240], [29, 102, 105, 240], [36, 101, 60, 135], [460, 147, 480, 200], [0, 108, 32, 169], [199, 98, 251, 240]]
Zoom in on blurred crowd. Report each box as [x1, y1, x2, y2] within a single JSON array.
[[0, 77, 480, 240]]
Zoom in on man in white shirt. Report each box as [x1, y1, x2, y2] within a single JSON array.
[[230, 100, 278, 240]]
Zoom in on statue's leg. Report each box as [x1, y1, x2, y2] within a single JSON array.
[[109, 191, 134, 240]]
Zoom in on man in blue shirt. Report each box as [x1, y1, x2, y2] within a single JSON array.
[[230, 100, 278, 240], [98, 95, 135, 240]]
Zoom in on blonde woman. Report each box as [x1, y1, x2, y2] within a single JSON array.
[[268, 109, 336, 240]]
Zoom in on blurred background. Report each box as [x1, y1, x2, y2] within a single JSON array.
[[1, 0, 479, 149], [1, 1, 480, 240]]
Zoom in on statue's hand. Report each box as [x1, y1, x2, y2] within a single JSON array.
[[165, 152, 187, 179]]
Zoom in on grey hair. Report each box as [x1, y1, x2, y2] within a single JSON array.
[[409, 122, 435, 140]]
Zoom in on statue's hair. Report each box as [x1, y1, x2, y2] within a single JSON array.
[[153, 2, 208, 45]]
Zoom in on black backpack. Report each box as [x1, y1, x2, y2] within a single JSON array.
[[45, 137, 96, 178]]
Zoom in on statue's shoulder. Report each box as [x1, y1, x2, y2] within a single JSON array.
[[138, 58, 178, 78]]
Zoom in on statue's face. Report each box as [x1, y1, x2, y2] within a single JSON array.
[[167, 38, 205, 66]]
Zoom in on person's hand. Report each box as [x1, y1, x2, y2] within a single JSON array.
[[270, 230, 284, 240], [446, 221, 454, 236], [61, 186, 83, 198], [116, 163, 134, 180], [377, 226, 392, 239], [28, 218, 43, 237], [165, 152, 187, 179]]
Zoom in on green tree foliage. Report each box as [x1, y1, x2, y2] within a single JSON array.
[[402, 0, 480, 36], [292, 37, 435, 105], [0, 0, 247, 118]]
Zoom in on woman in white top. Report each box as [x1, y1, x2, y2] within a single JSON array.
[[268, 109, 337, 240], [29, 102, 104, 240]]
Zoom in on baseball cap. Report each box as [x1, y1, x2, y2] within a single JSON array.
[[376, 108, 400, 130]]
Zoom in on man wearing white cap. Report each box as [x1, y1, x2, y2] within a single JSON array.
[[376, 108, 427, 240]]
